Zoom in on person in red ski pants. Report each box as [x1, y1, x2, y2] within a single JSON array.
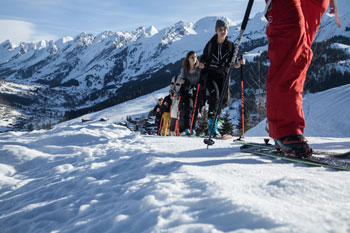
[[264, 0, 331, 157]]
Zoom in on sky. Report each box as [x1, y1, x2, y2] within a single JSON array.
[[0, 0, 265, 44]]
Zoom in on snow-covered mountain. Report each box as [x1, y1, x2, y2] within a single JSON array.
[[0, 4, 350, 131], [1, 83, 350, 233]]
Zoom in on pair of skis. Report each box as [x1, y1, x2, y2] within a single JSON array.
[[239, 140, 350, 171]]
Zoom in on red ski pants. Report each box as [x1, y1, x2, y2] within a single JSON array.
[[265, 0, 329, 139]]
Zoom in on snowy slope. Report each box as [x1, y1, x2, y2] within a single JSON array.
[[1, 83, 350, 232], [246, 84, 350, 138], [66, 82, 350, 138], [62, 86, 169, 125], [1, 119, 350, 233]]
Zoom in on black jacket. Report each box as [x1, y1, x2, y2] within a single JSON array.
[[152, 104, 162, 121], [198, 35, 234, 108], [161, 95, 172, 113], [200, 34, 234, 75]]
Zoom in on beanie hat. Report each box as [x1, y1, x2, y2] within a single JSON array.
[[215, 19, 228, 31]]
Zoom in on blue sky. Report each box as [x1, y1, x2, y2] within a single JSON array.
[[0, 0, 265, 44]]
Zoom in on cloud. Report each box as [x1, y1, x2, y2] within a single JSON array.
[[0, 19, 58, 45]]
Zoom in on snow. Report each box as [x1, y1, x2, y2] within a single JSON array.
[[243, 45, 268, 62], [64, 86, 170, 125], [1, 84, 350, 233], [247, 84, 350, 138], [331, 43, 350, 55]]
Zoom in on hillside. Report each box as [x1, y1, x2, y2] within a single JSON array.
[[64, 83, 350, 138]]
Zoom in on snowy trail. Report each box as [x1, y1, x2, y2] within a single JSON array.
[[1, 121, 350, 233]]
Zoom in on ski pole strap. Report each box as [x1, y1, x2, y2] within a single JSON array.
[[263, 0, 272, 16], [330, 0, 341, 27]]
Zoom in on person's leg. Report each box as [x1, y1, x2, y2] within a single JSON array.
[[161, 113, 171, 136], [266, 0, 311, 139], [266, 0, 329, 139], [187, 96, 194, 131], [185, 94, 194, 131], [170, 118, 176, 132], [166, 113, 171, 136], [207, 78, 220, 119], [161, 113, 167, 136], [207, 77, 222, 136], [180, 96, 188, 130], [296, 0, 330, 93], [266, 0, 329, 156], [301, 0, 330, 47], [156, 117, 162, 135], [191, 94, 199, 133]]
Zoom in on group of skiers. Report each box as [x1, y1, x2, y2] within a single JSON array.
[[153, 19, 244, 137], [152, 0, 340, 158]]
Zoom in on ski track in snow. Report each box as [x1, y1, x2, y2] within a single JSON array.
[[1, 120, 350, 233]]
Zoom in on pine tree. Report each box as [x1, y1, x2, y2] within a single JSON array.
[[219, 111, 234, 136], [28, 123, 34, 131]]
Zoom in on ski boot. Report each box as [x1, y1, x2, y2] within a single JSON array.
[[208, 118, 220, 138], [274, 134, 312, 159], [190, 129, 196, 136]]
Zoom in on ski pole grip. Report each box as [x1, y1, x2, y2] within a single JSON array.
[[241, 0, 254, 31]]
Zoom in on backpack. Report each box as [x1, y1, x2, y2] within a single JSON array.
[[170, 74, 182, 95]]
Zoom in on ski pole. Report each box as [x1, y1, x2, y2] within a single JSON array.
[[204, 0, 254, 148], [235, 55, 245, 141], [190, 84, 200, 135], [240, 58, 245, 138]]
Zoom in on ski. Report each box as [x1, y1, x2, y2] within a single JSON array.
[[237, 141, 350, 158], [239, 142, 350, 171]]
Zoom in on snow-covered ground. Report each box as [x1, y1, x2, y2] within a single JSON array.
[[1, 85, 350, 233]]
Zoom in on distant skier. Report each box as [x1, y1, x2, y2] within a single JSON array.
[[169, 74, 183, 136], [264, 0, 341, 157], [160, 91, 173, 136], [152, 98, 163, 135], [199, 19, 245, 137], [179, 51, 203, 136]]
